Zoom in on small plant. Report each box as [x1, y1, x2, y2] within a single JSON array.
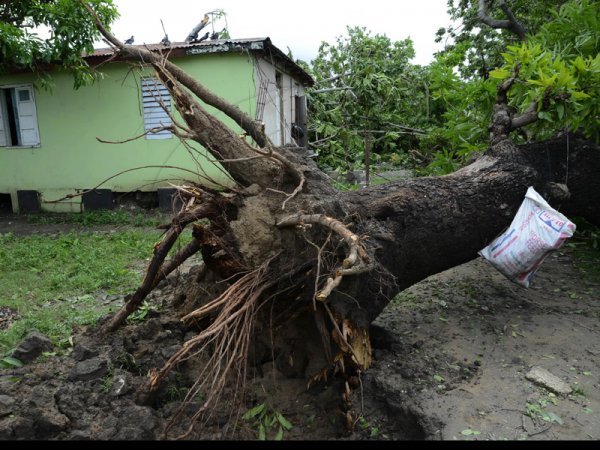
[[357, 415, 381, 439], [526, 399, 564, 425], [243, 403, 293, 440], [127, 300, 158, 323], [166, 385, 189, 402], [571, 385, 586, 397], [101, 368, 114, 393], [461, 428, 482, 436]]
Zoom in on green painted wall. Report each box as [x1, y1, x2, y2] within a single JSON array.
[[0, 52, 257, 212]]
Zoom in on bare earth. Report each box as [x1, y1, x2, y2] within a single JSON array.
[[361, 248, 600, 440], [0, 215, 598, 440]]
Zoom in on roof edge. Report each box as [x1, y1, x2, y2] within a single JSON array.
[[86, 37, 314, 87]]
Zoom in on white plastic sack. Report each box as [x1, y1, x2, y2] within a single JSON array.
[[479, 186, 576, 288]]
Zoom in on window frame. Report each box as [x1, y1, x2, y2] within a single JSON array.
[[0, 83, 41, 149], [141, 77, 173, 140]]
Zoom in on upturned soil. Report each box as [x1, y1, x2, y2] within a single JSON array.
[[0, 215, 599, 441]]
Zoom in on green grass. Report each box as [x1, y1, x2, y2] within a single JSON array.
[[0, 229, 188, 354], [25, 209, 169, 227]]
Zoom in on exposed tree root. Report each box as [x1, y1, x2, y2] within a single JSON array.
[[103, 187, 242, 333], [277, 214, 371, 302], [144, 261, 276, 439]]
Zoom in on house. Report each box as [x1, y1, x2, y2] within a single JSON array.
[[0, 38, 313, 213]]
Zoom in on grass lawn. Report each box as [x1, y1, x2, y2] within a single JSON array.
[[0, 210, 194, 358]]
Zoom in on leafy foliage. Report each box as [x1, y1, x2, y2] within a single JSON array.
[[0, 0, 119, 88], [418, 52, 495, 174], [306, 1, 599, 177], [242, 403, 293, 440], [436, 0, 567, 79], [423, 0, 600, 173], [308, 27, 429, 172]]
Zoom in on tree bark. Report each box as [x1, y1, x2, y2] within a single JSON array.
[[80, 1, 600, 434], [335, 133, 599, 325]]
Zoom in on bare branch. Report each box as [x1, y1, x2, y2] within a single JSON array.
[[384, 122, 426, 134], [103, 226, 196, 332], [317, 275, 343, 302], [478, 0, 526, 40], [281, 174, 306, 210], [312, 87, 355, 95], [96, 126, 181, 144], [45, 165, 212, 204], [154, 237, 202, 287], [315, 71, 352, 85], [511, 101, 538, 130]]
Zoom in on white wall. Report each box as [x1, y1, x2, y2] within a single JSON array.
[[255, 57, 305, 146]]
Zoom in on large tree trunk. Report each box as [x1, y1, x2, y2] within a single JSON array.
[[81, 2, 600, 437], [336, 133, 599, 323]]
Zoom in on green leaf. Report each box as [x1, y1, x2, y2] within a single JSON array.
[[1, 356, 24, 368], [538, 111, 553, 122], [461, 429, 481, 436], [243, 403, 265, 420], [274, 426, 284, 441], [488, 68, 510, 80], [557, 104, 565, 120], [277, 413, 293, 430], [547, 412, 564, 425], [258, 423, 266, 440], [571, 91, 591, 100], [433, 374, 445, 383]]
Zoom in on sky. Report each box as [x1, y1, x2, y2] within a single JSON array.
[[106, 0, 451, 66]]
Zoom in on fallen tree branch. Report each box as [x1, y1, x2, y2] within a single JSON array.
[[45, 165, 215, 203], [81, 1, 270, 149]]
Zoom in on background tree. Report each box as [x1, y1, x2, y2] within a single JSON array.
[[308, 27, 430, 173], [436, 0, 571, 79], [306, 1, 599, 176], [0, 0, 118, 87], [422, 0, 600, 173]]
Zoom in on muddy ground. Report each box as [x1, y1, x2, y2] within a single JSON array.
[[0, 215, 599, 441]]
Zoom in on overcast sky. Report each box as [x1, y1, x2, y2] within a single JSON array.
[[106, 0, 451, 66]]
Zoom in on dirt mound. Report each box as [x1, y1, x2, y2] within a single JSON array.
[[0, 247, 598, 440]]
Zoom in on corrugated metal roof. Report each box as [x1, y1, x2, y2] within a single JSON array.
[[87, 37, 314, 86], [89, 37, 268, 56]]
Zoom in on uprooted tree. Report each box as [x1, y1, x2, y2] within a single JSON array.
[[72, 0, 600, 439]]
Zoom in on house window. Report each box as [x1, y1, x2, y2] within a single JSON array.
[[141, 78, 173, 140], [0, 85, 40, 147]]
